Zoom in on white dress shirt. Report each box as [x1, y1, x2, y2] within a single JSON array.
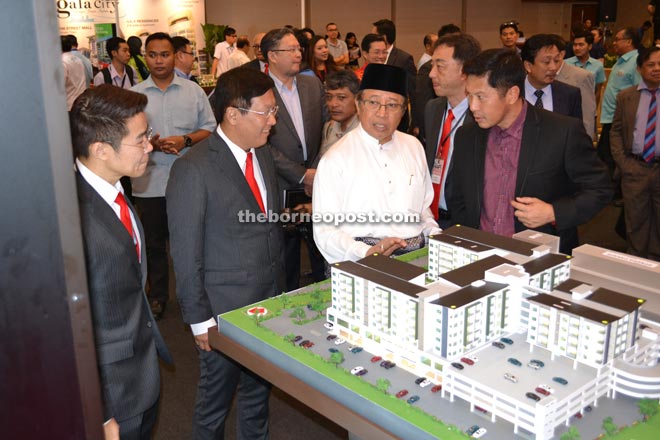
[[524, 77, 553, 111], [313, 125, 441, 263]]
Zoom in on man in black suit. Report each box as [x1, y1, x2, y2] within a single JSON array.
[[521, 34, 582, 121], [244, 32, 267, 72], [166, 68, 285, 439], [70, 85, 172, 440], [424, 33, 481, 229], [447, 49, 612, 254], [261, 27, 327, 289], [372, 19, 416, 132]]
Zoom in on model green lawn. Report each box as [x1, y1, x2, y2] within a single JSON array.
[[221, 278, 469, 439]]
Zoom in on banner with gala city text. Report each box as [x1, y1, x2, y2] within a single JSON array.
[[56, 0, 205, 67]]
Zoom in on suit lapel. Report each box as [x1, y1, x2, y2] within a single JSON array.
[[209, 132, 267, 214], [473, 127, 488, 212], [516, 107, 540, 195], [255, 146, 278, 210], [272, 86, 302, 145]]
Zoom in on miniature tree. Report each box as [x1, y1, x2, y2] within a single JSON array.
[[290, 307, 306, 323], [376, 378, 391, 393], [311, 301, 326, 317], [284, 333, 296, 345], [310, 288, 323, 303], [252, 312, 263, 327], [329, 351, 344, 368], [602, 416, 617, 437], [279, 294, 292, 310], [638, 398, 659, 421], [560, 426, 581, 440]]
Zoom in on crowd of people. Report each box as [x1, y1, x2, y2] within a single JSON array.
[[62, 15, 660, 440]]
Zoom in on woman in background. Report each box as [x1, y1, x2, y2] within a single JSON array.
[[308, 35, 337, 83], [127, 36, 149, 82], [346, 32, 360, 70]]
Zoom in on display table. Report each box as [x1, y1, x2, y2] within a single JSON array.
[[208, 319, 440, 440]]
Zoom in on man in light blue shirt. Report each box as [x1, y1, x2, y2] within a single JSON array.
[[598, 27, 641, 191], [565, 32, 606, 101], [131, 32, 216, 320]]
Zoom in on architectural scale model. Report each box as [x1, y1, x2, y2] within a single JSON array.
[[326, 225, 660, 439]]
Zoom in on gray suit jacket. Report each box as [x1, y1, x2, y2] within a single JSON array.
[[556, 62, 597, 140], [610, 85, 643, 170], [76, 173, 171, 422], [166, 132, 286, 324], [268, 74, 326, 192]]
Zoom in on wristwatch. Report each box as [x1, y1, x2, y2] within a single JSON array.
[[183, 135, 193, 148]]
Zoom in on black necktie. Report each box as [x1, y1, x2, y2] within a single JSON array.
[[534, 89, 544, 109]]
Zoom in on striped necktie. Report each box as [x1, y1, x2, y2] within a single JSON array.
[[534, 90, 544, 109], [644, 89, 657, 162]]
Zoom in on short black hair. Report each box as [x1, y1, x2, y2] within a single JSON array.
[[70, 85, 148, 158], [637, 46, 660, 67], [67, 34, 78, 47], [61, 35, 73, 52], [236, 36, 250, 49], [463, 48, 525, 98], [438, 24, 461, 38], [573, 31, 594, 46], [223, 27, 236, 38], [145, 32, 174, 50], [325, 70, 359, 95], [214, 68, 274, 123], [172, 36, 191, 53], [618, 27, 641, 50], [373, 19, 396, 44], [521, 34, 561, 64], [423, 33, 435, 47], [500, 21, 519, 34], [361, 33, 386, 53], [106, 37, 127, 60], [434, 34, 482, 66], [261, 28, 295, 63]]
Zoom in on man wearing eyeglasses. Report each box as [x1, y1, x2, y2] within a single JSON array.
[[166, 68, 284, 440], [245, 32, 267, 73], [314, 63, 441, 264], [71, 85, 172, 440], [212, 27, 237, 78], [326, 22, 349, 67], [131, 32, 216, 321], [599, 28, 641, 200], [261, 27, 327, 290], [173, 36, 198, 83]]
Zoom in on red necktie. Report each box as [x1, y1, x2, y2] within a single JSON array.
[[115, 192, 140, 259], [245, 151, 265, 213], [430, 109, 455, 219], [264, 63, 269, 74]]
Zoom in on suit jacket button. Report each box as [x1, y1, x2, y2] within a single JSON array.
[[147, 321, 152, 328]]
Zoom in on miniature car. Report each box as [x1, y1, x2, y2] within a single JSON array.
[[416, 378, 432, 388], [323, 322, 334, 329], [527, 361, 541, 370], [504, 372, 518, 383], [406, 395, 420, 404], [395, 389, 409, 398], [370, 356, 382, 363], [350, 346, 363, 354], [431, 384, 443, 393], [552, 376, 568, 385], [466, 425, 480, 436], [538, 384, 555, 394], [535, 386, 550, 396], [500, 337, 514, 345], [294, 335, 303, 342], [474, 405, 487, 413], [350, 366, 365, 375], [301, 340, 314, 349], [492, 341, 506, 349], [355, 368, 367, 376], [326, 334, 337, 340], [473, 427, 488, 438], [526, 392, 541, 401], [380, 360, 396, 369], [328, 348, 339, 353], [574, 412, 583, 419], [530, 359, 545, 368], [508, 357, 522, 367], [334, 337, 346, 345], [460, 357, 475, 366], [585, 405, 592, 412], [451, 362, 464, 370], [299, 339, 310, 346]]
